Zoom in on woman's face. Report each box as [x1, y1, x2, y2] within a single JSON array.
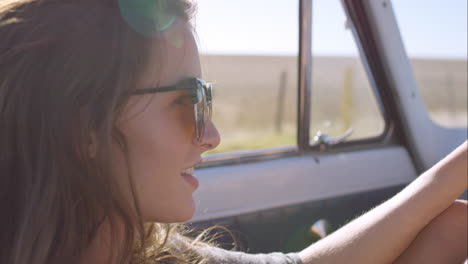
[[115, 20, 220, 223]]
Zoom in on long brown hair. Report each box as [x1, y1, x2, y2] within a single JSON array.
[[0, 0, 205, 263]]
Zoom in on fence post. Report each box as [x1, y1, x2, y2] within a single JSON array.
[[340, 67, 354, 132], [275, 70, 288, 134]]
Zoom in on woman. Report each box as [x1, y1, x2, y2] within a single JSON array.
[[0, 0, 466, 263]]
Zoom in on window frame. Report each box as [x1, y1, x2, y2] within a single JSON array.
[[199, 0, 396, 169]]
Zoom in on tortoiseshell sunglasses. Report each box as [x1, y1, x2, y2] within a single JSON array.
[[130, 77, 213, 142]]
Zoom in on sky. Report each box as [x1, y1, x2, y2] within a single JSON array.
[[194, 0, 467, 59]]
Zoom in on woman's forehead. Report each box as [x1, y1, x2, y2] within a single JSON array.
[[137, 19, 201, 90]]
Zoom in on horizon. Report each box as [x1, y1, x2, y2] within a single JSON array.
[[199, 53, 468, 61]]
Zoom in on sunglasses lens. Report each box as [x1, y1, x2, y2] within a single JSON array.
[[206, 84, 212, 118], [192, 88, 203, 104], [195, 89, 205, 142], [193, 80, 212, 142], [204, 86, 211, 126]]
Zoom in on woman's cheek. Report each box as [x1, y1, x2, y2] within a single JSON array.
[[174, 105, 196, 140]]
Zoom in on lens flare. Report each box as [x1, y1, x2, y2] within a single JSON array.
[[118, 0, 177, 37]]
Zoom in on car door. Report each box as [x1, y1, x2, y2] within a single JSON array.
[[188, 0, 467, 253]]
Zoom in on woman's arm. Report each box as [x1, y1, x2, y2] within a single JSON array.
[[299, 141, 467, 264]]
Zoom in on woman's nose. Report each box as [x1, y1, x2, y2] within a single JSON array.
[[197, 120, 221, 151]]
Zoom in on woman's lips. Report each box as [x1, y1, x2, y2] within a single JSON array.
[[181, 172, 199, 189]]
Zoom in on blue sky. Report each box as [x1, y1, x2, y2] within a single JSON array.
[[195, 0, 467, 59]]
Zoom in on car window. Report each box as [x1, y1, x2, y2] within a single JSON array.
[[197, 0, 388, 159], [196, 0, 299, 155], [309, 0, 385, 144], [392, 0, 468, 128]]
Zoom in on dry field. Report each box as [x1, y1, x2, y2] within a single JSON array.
[[200, 55, 467, 154], [410, 58, 467, 126]]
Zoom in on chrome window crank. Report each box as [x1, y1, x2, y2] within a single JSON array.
[[312, 127, 354, 152]]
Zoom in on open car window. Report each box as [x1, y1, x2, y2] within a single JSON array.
[[197, 0, 388, 166]]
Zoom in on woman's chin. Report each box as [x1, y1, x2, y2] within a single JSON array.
[[146, 198, 196, 223], [174, 200, 196, 222]]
